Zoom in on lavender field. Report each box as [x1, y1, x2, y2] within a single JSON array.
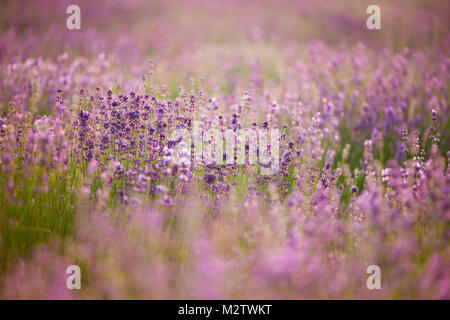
[[0, 0, 449, 299]]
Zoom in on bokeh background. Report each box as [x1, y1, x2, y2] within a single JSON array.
[[0, 0, 448, 299]]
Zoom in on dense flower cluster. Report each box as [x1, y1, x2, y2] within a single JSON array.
[[0, 0, 448, 299]]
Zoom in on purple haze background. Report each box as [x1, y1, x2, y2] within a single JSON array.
[[0, 0, 449, 299]]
